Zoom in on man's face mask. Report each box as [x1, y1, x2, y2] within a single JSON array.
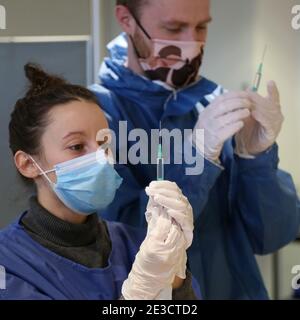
[[130, 13, 205, 88]]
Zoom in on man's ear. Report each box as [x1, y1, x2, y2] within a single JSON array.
[[14, 151, 40, 180], [115, 5, 136, 35]]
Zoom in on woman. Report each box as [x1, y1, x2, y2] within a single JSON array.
[[0, 64, 198, 300]]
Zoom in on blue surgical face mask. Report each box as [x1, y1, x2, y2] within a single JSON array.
[[30, 149, 123, 216]]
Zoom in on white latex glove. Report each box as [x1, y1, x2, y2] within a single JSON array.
[[146, 181, 194, 249], [192, 92, 252, 162], [121, 213, 186, 300], [235, 81, 284, 156], [146, 181, 192, 281], [145, 196, 188, 280]]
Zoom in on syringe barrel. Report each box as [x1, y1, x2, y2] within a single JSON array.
[[157, 158, 164, 181], [252, 72, 262, 92]]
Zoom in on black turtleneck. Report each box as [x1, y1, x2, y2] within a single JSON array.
[[21, 196, 111, 268]]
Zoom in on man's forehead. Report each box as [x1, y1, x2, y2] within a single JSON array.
[[141, 0, 211, 24]]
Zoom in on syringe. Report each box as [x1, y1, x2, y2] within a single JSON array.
[[252, 45, 268, 92], [157, 122, 164, 181]]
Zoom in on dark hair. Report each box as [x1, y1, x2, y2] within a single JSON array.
[[9, 63, 100, 157], [116, 0, 148, 18]]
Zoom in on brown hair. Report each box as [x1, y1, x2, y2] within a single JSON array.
[[116, 0, 149, 18], [9, 63, 100, 157]]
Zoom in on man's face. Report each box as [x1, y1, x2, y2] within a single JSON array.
[[132, 0, 211, 58]]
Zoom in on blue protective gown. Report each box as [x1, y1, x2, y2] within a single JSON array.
[[90, 34, 300, 300], [0, 213, 144, 300], [0, 213, 201, 300]]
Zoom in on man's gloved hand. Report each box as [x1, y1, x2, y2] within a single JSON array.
[[192, 92, 252, 162], [121, 212, 186, 300], [235, 81, 284, 156]]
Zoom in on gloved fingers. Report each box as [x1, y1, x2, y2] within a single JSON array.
[[212, 98, 252, 118], [153, 194, 189, 211], [251, 109, 281, 133], [165, 223, 186, 249], [267, 80, 280, 104], [212, 91, 249, 106], [168, 209, 194, 248], [146, 195, 157, 209], [147, 188, 184, 204], [146, 196, 162, 218], [217, 121, 245, 142], [145, 211, 152, 225], [146, 210, 160, 230], [146, 181, 179, 193], [247, 90, 280, 115], [146, 203, 162, 227], [167, 207, 193, 222], [216, 108, 251, 129], [149, 214, 172, 242], [167, 208, 193, 227], [147, 187, 178, 199], [251, 110, 270, 127], [176, 252, 187, 279]]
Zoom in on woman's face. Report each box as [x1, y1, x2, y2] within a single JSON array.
[[37, 99, 109, 183]]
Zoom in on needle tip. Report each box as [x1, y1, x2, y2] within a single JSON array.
[[262, 44, 268, 63]]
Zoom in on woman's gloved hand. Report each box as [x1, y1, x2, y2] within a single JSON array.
[[121, 212, 186, 300], [146, 181, 194, 249], [145, 181, 193, 282]]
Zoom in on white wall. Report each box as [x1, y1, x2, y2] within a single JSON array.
[[252, 0, 300, 191], [0, 0, 90, 36], [251, 0, 300, 300], [202, 0, 257, 90]]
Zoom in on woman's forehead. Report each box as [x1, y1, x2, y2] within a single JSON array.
[[45, 100, 108, 138]]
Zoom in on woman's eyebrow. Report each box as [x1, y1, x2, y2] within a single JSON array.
[[62, 131, 85, 140]]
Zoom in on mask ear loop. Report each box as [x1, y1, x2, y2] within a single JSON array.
[[127, 8, 152, 59], [28, 155, 55, 186], [129, 9, 152, 40]]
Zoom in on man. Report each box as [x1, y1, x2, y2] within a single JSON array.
[[91, 0, 300, 299]]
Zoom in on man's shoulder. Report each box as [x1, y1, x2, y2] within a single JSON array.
[[187, 77, 226, 109], [90, 83, 123, 121], [90, 83, 117, 101]]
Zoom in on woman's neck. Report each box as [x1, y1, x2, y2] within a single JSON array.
[[37, 187, 87, 225]]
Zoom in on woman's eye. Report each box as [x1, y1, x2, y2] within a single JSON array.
[[69, 144, 84, 151]]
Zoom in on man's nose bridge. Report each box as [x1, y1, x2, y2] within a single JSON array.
[[183, 27, 199, 42]]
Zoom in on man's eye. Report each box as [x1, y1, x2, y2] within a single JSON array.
[[166, 28, 181, 33], [69, 144, 84, 151], [197, 25, 207, 31], [168, 29, 181, 33]]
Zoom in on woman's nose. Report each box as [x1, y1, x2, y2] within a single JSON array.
[[89, 142, 101, 153]]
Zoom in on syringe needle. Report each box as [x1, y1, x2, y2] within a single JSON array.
[[261, 44, 268, 64], [252, 45, 268, 92]]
